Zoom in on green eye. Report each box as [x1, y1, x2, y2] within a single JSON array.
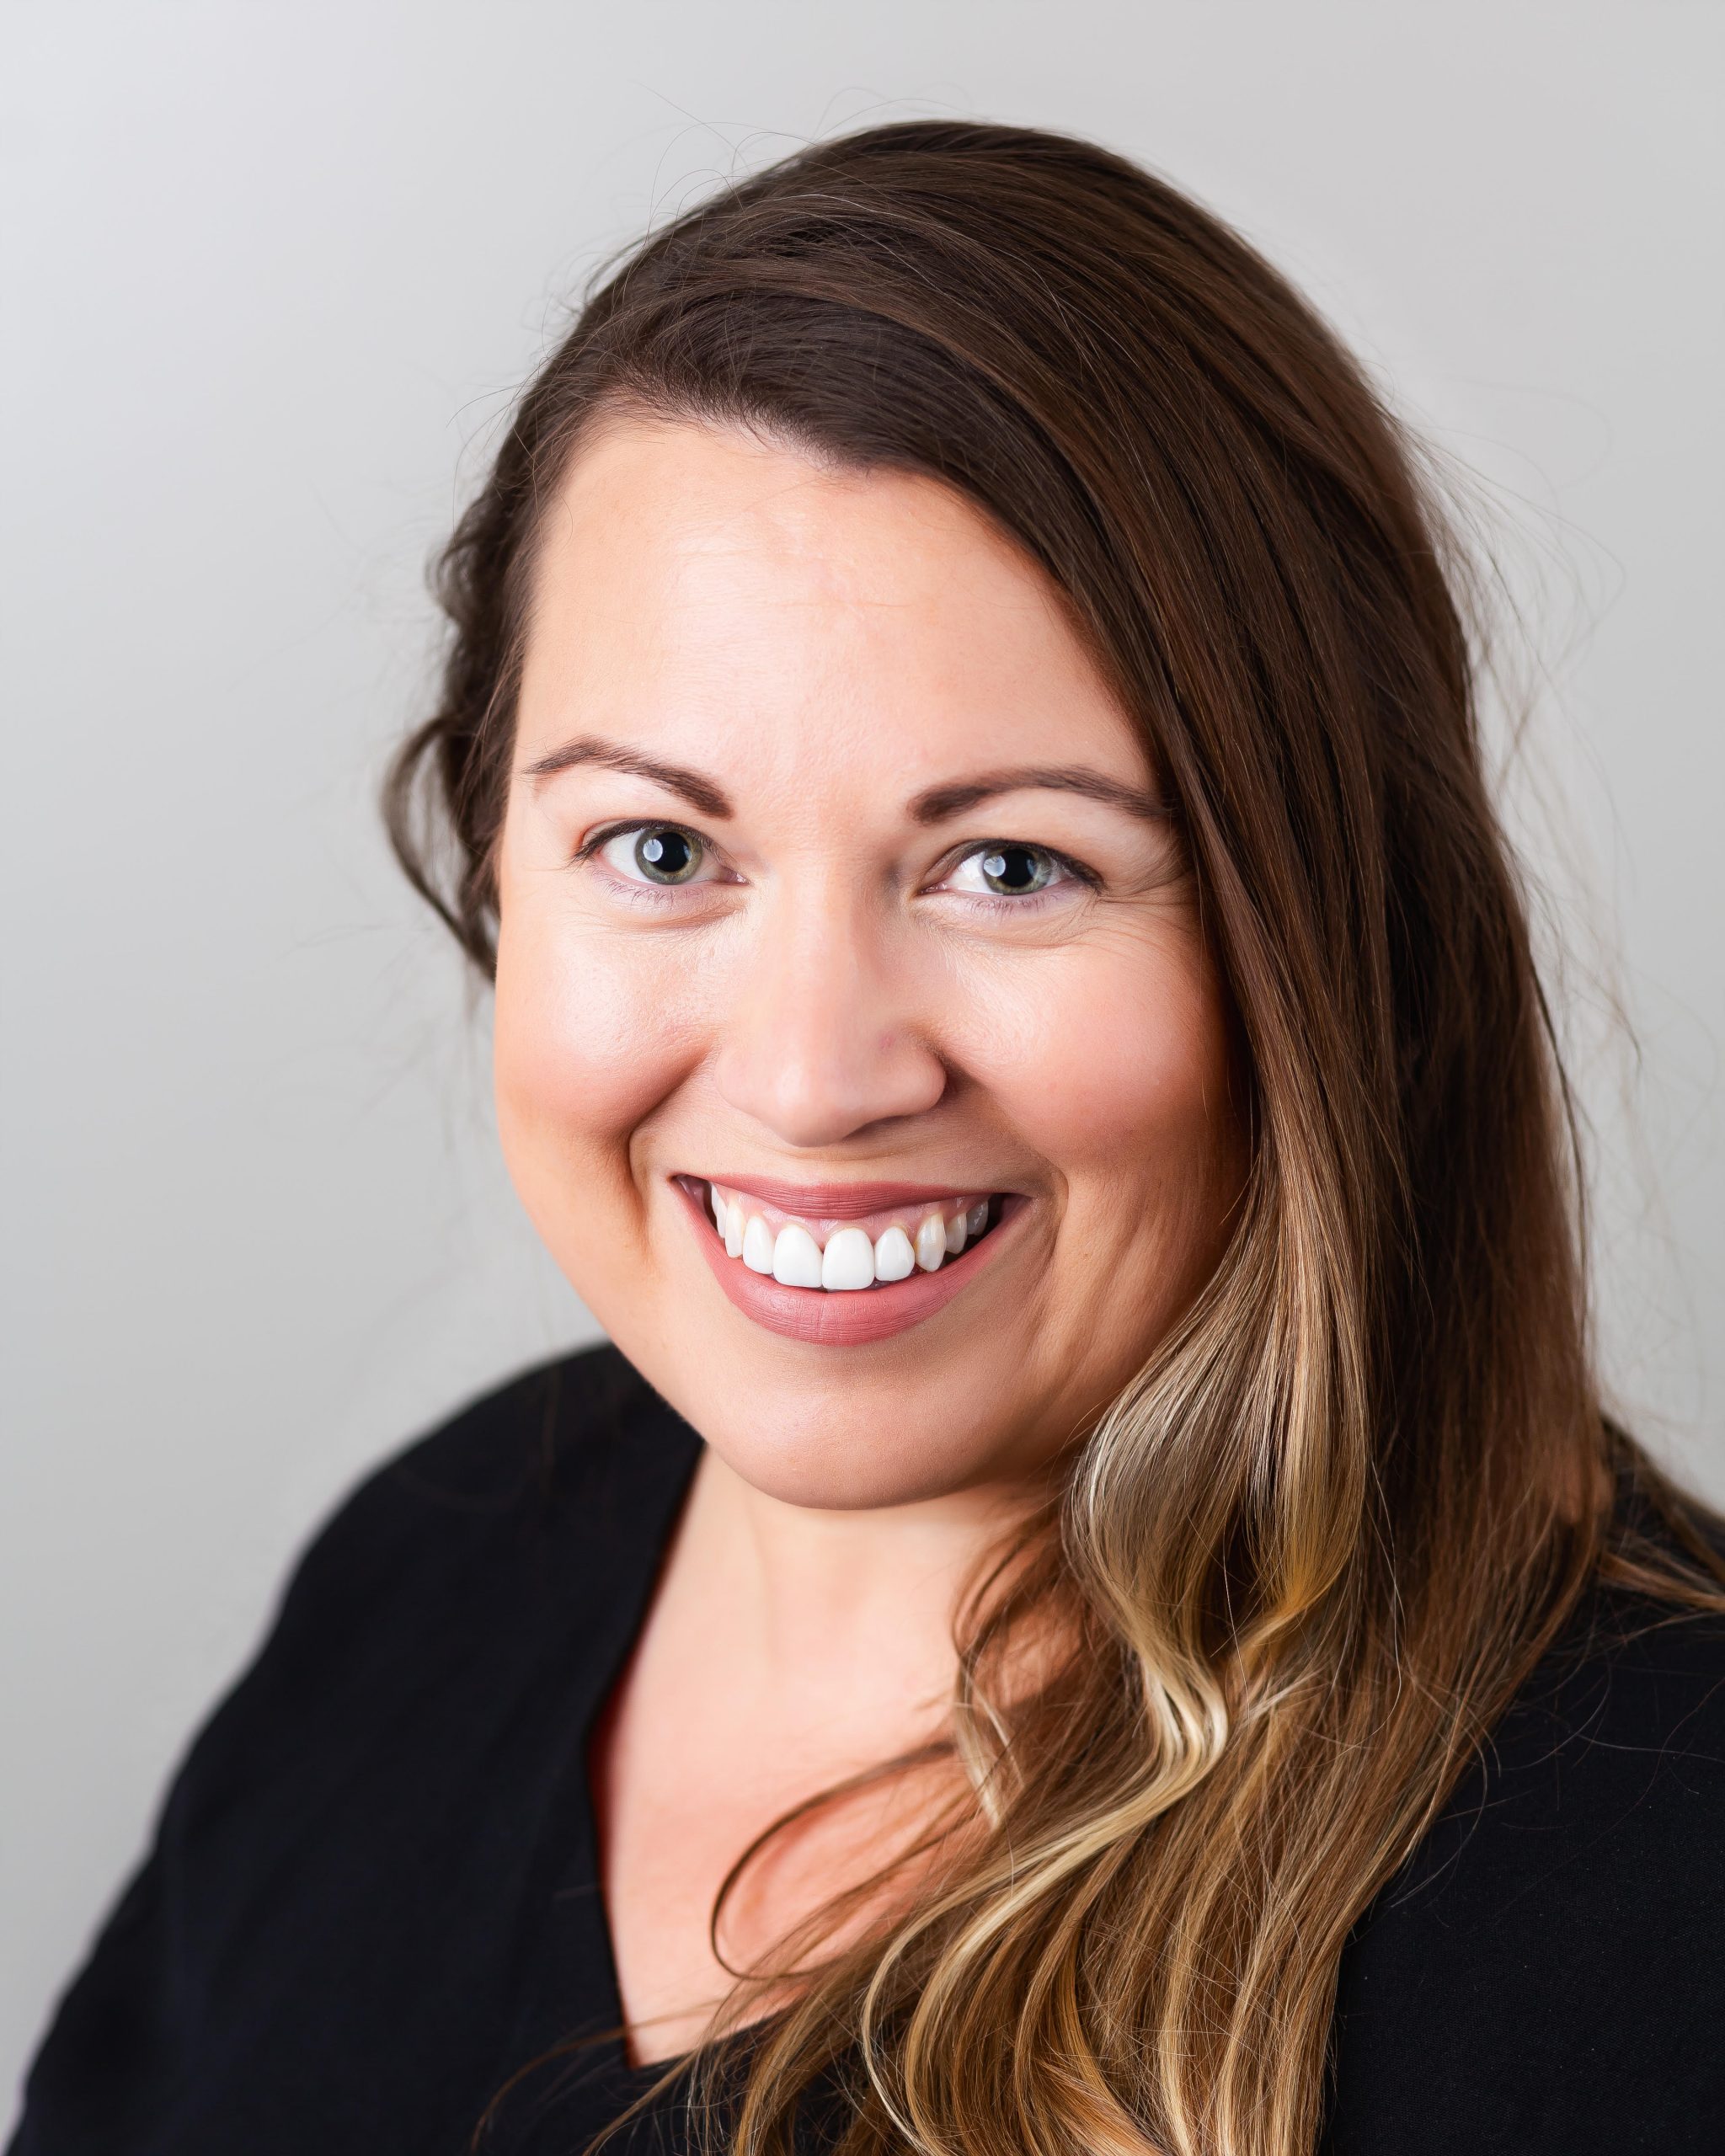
[[976, 844, 1055, 895], [633, 827, 702, 883]]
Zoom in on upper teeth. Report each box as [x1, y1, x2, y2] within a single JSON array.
[[704, 1184, 993, 1290]]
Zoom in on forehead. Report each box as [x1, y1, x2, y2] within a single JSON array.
[[515, 416, 1149, 800]]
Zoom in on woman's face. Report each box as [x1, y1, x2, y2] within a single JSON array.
[[494, 418, 1244, 1510]]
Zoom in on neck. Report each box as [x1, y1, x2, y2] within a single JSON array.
[[671, 1446, 1044, 1737]]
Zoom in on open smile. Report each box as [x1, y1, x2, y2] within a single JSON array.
[[673, 1174, 1023, 1345]]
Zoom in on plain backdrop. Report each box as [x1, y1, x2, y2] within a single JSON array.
[[3, 0, 1721, 2119]]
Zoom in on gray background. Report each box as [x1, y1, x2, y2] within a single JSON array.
[[3, 0, 1721, 2118]]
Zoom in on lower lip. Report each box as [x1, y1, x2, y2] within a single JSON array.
[[676, 1180, 1023, 1346]]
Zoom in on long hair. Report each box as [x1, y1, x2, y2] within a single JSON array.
[[385, 120, 1724, 2156]]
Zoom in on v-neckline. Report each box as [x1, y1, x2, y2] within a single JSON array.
[[568, 1390, 707, 2075], [561, 1381, 796, 2094], [482, 1371, 708, 2148]]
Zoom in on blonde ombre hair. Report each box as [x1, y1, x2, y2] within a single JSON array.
[[387, 121, 1725, 2155]]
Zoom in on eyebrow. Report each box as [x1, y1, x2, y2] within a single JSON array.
[[520, 739, 1167, 830], [908, 766, 1168, 825], [519, 735, 733, 818]]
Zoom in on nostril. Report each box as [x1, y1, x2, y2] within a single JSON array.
[[709, 1009, 949, 1151]]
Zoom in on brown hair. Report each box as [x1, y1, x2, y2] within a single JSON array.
[[385, 120, 1724, 2156]]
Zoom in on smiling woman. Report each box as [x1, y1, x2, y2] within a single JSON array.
[[13, 120, 1725, 2156]]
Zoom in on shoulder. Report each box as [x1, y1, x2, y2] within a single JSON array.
[[7, 1345, 702, 2153], [305, 1332, 685, 1543], [271, 1337, 696, 1646], [164, 1338, 702, 1819], [1327, 1566, 1725, 2155], [10, 1353, 698, 2147]]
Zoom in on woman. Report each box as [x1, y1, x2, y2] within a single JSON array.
[[12, 120, 1725, 2156]]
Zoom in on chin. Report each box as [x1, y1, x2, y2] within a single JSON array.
[[697, 1400, 1014, 1513], [592, 1289, 1019, 1510]]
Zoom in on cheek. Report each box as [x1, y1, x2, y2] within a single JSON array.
[[490, 900, 707, 1186], [953, 931, 1238, 1220]]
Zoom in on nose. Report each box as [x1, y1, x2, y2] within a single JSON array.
[[710, 889, 948, 1149]]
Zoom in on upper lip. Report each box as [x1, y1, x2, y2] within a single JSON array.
[[686, 1174, 1006, 1219]]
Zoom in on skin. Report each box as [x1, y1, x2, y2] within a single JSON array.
[[492, 416, 1246, 2060]]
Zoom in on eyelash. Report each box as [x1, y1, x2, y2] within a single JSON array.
[[572, 821, 1102, 910], [571, 820, 719, 910], [932, 841, 1101, 913]]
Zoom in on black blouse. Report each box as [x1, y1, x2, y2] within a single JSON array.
[[10, 1343, 1725, 2154]]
